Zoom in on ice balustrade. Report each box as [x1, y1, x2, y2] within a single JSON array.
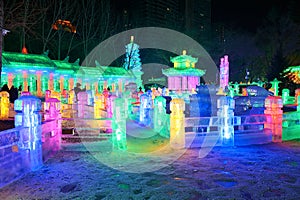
[[167, 82, 288, 147], [183, 97, 241, 148], [1, 91, 130, 188]]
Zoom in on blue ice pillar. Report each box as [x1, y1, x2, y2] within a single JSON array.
[[217, 96, 235, 146], [139, 92, 152, 126], [112, 98, 127, 150], [154, 96, 168, 137], [86, 90, 94, 106], [14, 96, 43, 170]]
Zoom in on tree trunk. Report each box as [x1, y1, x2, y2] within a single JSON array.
[[0, 0, 3, 86]]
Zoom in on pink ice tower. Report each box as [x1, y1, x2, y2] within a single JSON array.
[[220, 55, 229, 90]]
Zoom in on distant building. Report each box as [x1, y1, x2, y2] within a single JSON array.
[[111, 0, 211, 40]]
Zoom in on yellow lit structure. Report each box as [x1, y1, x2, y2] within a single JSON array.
[[0, 91, 10, 119], [170, 98, 185, 149]]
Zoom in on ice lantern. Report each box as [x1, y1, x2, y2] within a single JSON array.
[[14, 95, 43, 170]]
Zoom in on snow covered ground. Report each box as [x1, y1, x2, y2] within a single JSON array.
[[1, 140, 300, 200]]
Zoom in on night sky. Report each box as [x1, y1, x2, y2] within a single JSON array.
[[212, 0, 292, 32]]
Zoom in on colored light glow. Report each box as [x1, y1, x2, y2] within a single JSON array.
[[52, 19, 76, 33], [283, 65, 300, 84]]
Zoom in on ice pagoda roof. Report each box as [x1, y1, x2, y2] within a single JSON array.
[[170, 54, 198, 64], [162, 67, 206, 77]]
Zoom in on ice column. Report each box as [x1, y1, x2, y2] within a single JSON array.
[[220, 55, 229, 90], [0, 91, 10, 119], [170, 98, 185, 149], [112, 98, 127, 150], [107, 95, 117, 118], [282, 88, 290, 105], [44, 97, 61, 151], [264, 96, 283, 142], [139, 92, 152, 126], [217, 96, 235, 146], [154, 96, 168, 137], [77, 91, 88, 118], [94, 94, 103, 119], [14, 96, 42, 170]]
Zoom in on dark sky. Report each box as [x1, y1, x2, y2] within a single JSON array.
[[212, 0, 292, 32]]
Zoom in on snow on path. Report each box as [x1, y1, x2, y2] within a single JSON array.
[[1, 141, 300, 200]]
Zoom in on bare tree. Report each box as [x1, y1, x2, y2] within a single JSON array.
[[4, 0, 45, 50], [0, 0, 3, 84], [76, 0, 112, 58], [35, 0, 78, 59]]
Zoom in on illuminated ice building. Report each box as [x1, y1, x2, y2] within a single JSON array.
[[162, 50, 206, 95], [0, 51, 137, 97]]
